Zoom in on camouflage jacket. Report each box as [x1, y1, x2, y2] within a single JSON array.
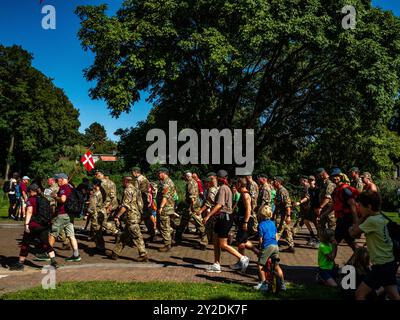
[[101, 177, 118, 210], [247, 180, 259, 210], [275, 186, 292, 215], [157, 177, 176, 211], [299, 185, 311, 212], [186, 178, 199, 204], [204, 185, 219, 209], [318, 178, 336, 204], [121, 183, 141, 215], [350, 177, 364, 193], [87, 189, 104, 215]]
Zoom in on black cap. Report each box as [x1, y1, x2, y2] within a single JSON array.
[[273, 176, 284, 183], [92, 178, 102, 186], [158, 167, 169, 174], [28, 183, 39, 192], [216, 170, 228, 178]]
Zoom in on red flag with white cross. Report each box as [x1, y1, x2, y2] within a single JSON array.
[[81, 150, 95, 171]]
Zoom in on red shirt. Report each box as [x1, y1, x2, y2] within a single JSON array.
[[19, 182, 28, 195], [26, 196, 41, 228], [196, 179, 204, 195], [57, 184, 73, 215]]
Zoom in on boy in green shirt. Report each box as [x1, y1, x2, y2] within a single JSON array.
[[349, 191, 400, 300], [317, 229, 338, 287]]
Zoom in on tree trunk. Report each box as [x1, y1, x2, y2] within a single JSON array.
[[4, 134, 14, 180]]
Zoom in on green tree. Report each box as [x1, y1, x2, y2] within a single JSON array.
[[83, 122, 117, 154], [0, 45, 81, 179], [76, 0, 400, 176]]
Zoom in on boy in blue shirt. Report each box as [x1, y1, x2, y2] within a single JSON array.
[[254, 207, 286, 291]]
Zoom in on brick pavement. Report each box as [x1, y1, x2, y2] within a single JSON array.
[[0, 220, 361, 296]]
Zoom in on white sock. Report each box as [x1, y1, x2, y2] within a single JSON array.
[[73, 249, 79, 257], [49, 252, 55, 258]]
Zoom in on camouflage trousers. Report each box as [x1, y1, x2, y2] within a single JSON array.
[[177, 206, 207, 246], [157, 207, 175, 246], [101, 211, 120, 234], [90, 211, 105, 249], [251, 210, 258, 234], [317, 206, 336, 238], [113, 211, 146, 257], [276, 214, 294, 248]]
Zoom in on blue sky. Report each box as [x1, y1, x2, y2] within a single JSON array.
[[0, 0, 399, 141]]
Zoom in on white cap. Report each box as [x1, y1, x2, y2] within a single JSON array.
[[22, 176, 30, 180]]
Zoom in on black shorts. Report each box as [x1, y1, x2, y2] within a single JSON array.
[[214, 213, 233, 238], [335, 214, 354, 245], [8, 194, 16, 205], [236, 217, 255, 244], [304, 208, 316, 222], [363, 260, 399, 288]]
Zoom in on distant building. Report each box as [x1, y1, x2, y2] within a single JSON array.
[[92, 153, 118, 163]]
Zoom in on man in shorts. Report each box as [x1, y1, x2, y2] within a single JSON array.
[[49, 173, 81, 262]]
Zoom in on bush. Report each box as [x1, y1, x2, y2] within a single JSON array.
[[376, 178, 400, 211]]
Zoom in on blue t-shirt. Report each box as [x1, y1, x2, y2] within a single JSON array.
[[258, 219, 278, 249]]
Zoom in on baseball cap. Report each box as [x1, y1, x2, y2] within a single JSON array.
[[22, 176, 30, 180], [361, 172, 372, 180], [330, 168, 342, 177], [216, 170, 228, 178], [55, 173, 68, 180], [28, 183, 39, 192]]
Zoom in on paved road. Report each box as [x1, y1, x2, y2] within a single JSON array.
[[0, 219, 361, 295]]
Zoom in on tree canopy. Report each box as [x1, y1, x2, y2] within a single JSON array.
[[83, 121, 117, 154], [76, 0, 400, 177], [0, 45, 81, 178]]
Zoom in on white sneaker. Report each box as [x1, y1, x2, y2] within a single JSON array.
[[207, 263, 221, 273], [253, 282, 264, 290], [280, 282, 287, 291], [260, 282, 269, 292], [230, 261, 242, 270], [240, 256, 250, 273]]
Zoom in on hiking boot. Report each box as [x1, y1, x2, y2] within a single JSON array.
[[34, 253, 51, 262], [260, 282, 269, 292], [65, 255, 81, 262], [60, 243, 71, 251], [240, 256, 250, 273], [50, 260, 59, 269], [107, 251, 119, 260], [230, 261, 242, 271], [9, 262, 24, 271], [158, 245, 171, 252], [281, 246, 295, 253], [137, 254, 149, 262], [207, 263, 221, 273]]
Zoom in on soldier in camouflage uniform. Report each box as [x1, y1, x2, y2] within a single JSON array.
[[256, 174, 272, 219], [273, 176, 295, 253], [175, 172, 207, 250], [132, 167, 154, 239], [292, 175, 310, 234], [108, 176, 148, 261], [156, 167, 176, 252], [246, 175, 259, 234], [197, 172, 219, 245], [94, 170, 120, 235], [349, 167, 364, 192], [88, 179, 106, 251], [315, 168, 336, 237]]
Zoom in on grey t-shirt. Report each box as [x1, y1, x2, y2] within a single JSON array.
[[215, 184, 232, 214]]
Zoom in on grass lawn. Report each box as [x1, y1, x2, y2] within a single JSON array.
[[1, 281, 342, 300]]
